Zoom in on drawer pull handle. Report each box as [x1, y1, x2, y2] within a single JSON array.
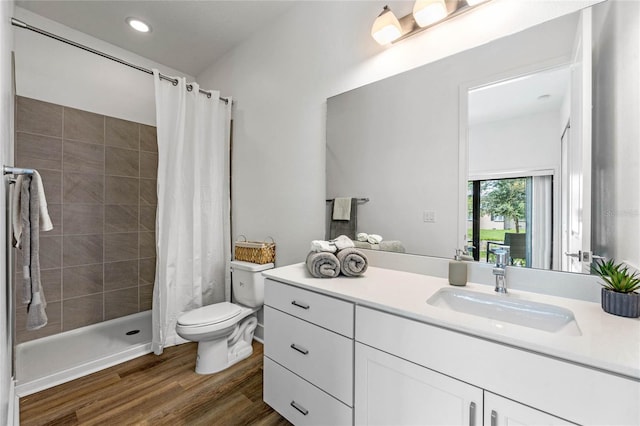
[[290, 343, 309, 355], [291, 300, 310, 310], [290, 400, 309, 416], [490, 410, 497, 426], [469, 402, 476, 426]]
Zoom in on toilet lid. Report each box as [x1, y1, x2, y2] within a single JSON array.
[[178, 302, 242, 327]]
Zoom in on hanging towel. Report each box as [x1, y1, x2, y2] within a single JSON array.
[[329, 198, 357, 240], [12, 171, 53, 248], [306, 251, 340, 278], [19, 176, 48, 330], [332, 197, 352, 220], [20, 177, 32, 304], [336, 248, 368, 277]]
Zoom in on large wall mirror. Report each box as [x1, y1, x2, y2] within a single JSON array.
[[326, 1, 639, 276]]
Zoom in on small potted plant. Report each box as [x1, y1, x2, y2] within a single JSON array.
[[592, 259, 640, 318]]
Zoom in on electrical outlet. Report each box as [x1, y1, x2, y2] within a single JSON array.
[[423, 210, 436, 223]]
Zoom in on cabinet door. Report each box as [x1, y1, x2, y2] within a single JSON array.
[[355, 343, 482, 426], [485, 392, 575, 426]]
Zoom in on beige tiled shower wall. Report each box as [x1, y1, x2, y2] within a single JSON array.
[[14, 96, 157, 343]]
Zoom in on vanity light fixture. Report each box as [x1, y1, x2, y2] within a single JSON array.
[[126, 17, 151, 33], [371, 5, 402, 45], [371, 0, 491, 45]]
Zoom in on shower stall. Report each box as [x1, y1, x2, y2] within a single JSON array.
[[11, 95, 158, 395], [9, 16, 232, 397]]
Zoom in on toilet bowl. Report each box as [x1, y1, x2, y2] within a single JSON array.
[[176, 260, 274, 374]]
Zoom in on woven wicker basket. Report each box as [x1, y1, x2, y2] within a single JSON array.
[[234, 236, 276, 265]]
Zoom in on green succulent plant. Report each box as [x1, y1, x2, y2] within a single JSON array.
[[592, 259, 640, 293]]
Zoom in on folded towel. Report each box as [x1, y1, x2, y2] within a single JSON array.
[[354, 241, 379, 250], [336, 248, 368, 277], [331, 235, 355, 250], [310, 240, 337, 253], [306, 251, 341, 278], [380, 240, 405, 253], [12, 171, 53, 248], [356, 232, 368, 242], [367, 234, 383, 245], [353, 240, 405, 253], [332, 197, 352, 220]]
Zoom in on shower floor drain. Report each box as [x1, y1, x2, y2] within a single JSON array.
[[126, 330, 141, 336]]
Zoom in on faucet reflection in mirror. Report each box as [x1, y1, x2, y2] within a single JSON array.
[[371, 0, 491, 45]]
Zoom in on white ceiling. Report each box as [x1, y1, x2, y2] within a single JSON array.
[[15, 0, 297, 76], [468, 66, 571, 126]]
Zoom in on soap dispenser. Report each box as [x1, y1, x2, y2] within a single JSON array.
[[448, 249, 468, 286]]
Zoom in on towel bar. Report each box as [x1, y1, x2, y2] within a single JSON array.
[[326, 197, 369, 203], [3, 165, 35, 176]]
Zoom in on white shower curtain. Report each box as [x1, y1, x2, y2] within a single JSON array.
[[151, 70, 231, 355]]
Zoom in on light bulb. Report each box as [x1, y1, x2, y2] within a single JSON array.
[[413, 0, 447, 28], [371, 6, 402, 45], [126, 17, 151, 33]]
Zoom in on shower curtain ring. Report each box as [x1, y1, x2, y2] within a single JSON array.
[[172, 79, 178, 86], [187, 84, 193, 92], [207, 93, 212, 99]]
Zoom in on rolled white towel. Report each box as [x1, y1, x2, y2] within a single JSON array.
[[367, 234, 383, 245], [356, 232, 369, 242], [331, 235, 355, 250], [311, 240, 337, 253]]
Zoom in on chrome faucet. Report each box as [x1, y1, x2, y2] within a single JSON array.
[[492, 245, 510, 293]]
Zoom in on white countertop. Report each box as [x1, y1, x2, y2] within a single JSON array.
[[263, 263, 640, 380]]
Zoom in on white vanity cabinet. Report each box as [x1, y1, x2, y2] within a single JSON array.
[[355, 342, 482, 425], [261, 265, 639, 426], [263, 279, 354, 425], [355, 342, 571, 426], [356, 306, 639, 426]]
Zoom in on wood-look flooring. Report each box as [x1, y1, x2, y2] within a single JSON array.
[[20, 341, 291, 426]]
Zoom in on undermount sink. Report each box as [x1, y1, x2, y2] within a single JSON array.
[[427, 288, 582, 336]]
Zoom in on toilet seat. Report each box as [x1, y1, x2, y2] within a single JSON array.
[[178, 302, 242, 328]]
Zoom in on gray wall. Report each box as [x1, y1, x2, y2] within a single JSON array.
[[14, 96, 157, 343], [592, 0, 640, 267]]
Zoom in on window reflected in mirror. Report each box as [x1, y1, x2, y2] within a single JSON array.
[[468, 177, 553, 269]]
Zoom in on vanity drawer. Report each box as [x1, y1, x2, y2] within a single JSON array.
[[264, 357, 352, 426], [265, 278, 354, 337], [264, 306, 353, 406]]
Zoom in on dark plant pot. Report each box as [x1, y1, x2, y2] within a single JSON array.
[[601, 288, 640, 318]]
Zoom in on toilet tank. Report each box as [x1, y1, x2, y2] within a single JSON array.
[[230, 260, 274, 308]]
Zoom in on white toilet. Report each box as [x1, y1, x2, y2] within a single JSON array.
[[176, 260, 274, 374]]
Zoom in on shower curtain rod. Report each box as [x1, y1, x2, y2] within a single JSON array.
[[11, 18, 230, 105]]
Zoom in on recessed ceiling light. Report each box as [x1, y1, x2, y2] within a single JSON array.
[[126, 17, 151, 33]]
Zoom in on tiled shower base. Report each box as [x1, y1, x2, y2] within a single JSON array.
[[15, 310, 152, 396]]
